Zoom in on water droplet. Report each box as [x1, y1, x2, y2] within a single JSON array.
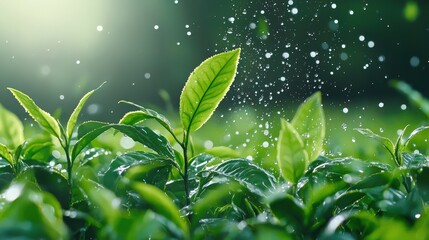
[[265, 52, 273, 58], [154, 25, 159, 30], [368, 41, 375, 48], [343, 107, 349, 113], [359, 35, 365, 41], [378, 102, 384, 108], [228, 17, 235, 23], [310, 51, 318, 58], [144, 73, 151, 79], [401, 104, 407, 110], [76, 60, 80, 64], [96, 25, 103, 32], [186, 31, 192, 36], [291, 8, 298, 15], [262, 141, 269, 148], [282, 52, 290, 59], [410, 56, 420, 67], [204, 140, 214, 149], [349, 10, 354, 15], [59, 95, 64, 100], [331, 3, 337, 9]]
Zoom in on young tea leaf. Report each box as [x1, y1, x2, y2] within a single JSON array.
[[355, 128, 396, 163], [291, 92, 325, 162], [119, 100, 174, 135], [0, 104, 24, 149], [132, 182, 190, 238], [66, 82, 105, 140], [277, 119, 308, 184], [8, 88, 61, 139], [180, 48, 240, 133]]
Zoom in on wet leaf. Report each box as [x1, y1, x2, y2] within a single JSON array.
[[0, 144, 13, 166], [8, 88, 61, 139], [180, 48, 240, 133], [277, 119, 308, 183], [103, 152, 174, 190], [200, 159, 276, 198], [355, 128, 395, 161], [73, 121, 175, 160], [119, 101, 175, 135], [291, 91, 325, 162]]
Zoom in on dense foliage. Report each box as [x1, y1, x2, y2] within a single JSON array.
[[0, 49, 429, 239]]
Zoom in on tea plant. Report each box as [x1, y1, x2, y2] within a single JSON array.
[[0, 49, 429, 239]]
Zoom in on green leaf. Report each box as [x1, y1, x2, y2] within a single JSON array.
[[132, 182, 190, 238], [73, 121, 175, 160], [390, 80, 429, 118], [355, 128, 396, 161], [66, 82, 105, 140], [180, 48, 240, 132], [267, 193, 305, 227], [8, 88, 61, 139], [0, 183, 69, 239], [0, 103, 24, 149], [0, 144, 14, 166], [103, 152, 174, 190], [291, 92, 325, 162], [119, 100, 175, 135], [277, 119, 308, 183], [200, 159, 276, 198], [404, 125, 429, 148]]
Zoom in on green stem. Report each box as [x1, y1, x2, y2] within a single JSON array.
[[182, 132, 191, 207]]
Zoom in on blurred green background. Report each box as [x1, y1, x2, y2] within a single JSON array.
[[0, 1, 428, 162]]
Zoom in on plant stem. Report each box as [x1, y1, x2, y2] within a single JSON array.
[[182, 132, 191, 207]]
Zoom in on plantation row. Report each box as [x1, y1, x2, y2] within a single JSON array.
[[0, 49, 429, 239]]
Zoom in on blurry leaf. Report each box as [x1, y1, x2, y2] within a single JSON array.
[[103, 152, 174, 190], [404, 125, 429, 148], [267, 193, 305, 227], [80, 178, 121, 223], [257, 17, 269, 39], [355, 128, 396, 163], [193, 218, 253, 240], [404, 1, 419, 22], [192, 182, 241, 221], [415, 167, 429, 202], [132, 182, 190, 238], [350, 172, 398, 191], [19, 166, 71, 209], [73, 121, 175, 160], [180, 48, 240, 133], [291, 92, 325, 162], [0, 103, 24, 149], [8, 88, 61, 139], [0, 144, 13, 166], [277, 119, 308, 183], [253, 223, 294, 240], [205, 146, 241, 159], [119, 101, 175, 135], [66, 82, 105, 140], [201, 159, 276, 198], [390, 80, 429, 118], [0, 183, 68, 239]]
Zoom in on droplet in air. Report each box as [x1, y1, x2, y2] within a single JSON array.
[[120, 136, 136, 149], [96, 25, 103, 32], [340, 52, 348, 61], [378, 102, 384, 108], [76, 60, 80, 64], [282, 52, 290, 59], [378, 55, 385, 62], [291, 8, 298, 15], [359, 35, 365, 41], [349, 10, 354, 15], [401, 104, 407, 110], [262, 141, 269, 148], [60, 95, 64, 100], [228, 17, 235, 23], [310, 51, 318, 58], [187, 31, 192, 36], [331, 3, 337, 9], [265, 52, 273, 58], [410, 56, 420, 67], [343, 108, 349, 114], [144, 73, 151, 79], [154, 25, 159, 30], [368, 41, 375, 48]]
